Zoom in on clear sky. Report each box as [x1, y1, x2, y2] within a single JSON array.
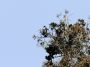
[[0, 0, 90, 67]]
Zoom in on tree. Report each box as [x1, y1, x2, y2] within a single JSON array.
[[33, 11, 90, 67]]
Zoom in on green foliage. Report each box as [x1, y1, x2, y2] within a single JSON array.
[[80, 51, 85, 56], [33, 12, 90, 67], [49, 22, 57, 30]]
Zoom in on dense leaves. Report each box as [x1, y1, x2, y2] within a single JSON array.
[[45, 45, 60, 61], [33, 13, 90, 67], [49, 22, 57, 30]]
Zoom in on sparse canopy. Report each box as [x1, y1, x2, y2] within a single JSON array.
[[33, 12, 90, 67]]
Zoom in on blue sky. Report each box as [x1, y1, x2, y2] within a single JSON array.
[[0, 0, 90, 67]]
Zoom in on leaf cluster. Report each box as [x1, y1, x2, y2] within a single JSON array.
[[33, 15, 90, 67]]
